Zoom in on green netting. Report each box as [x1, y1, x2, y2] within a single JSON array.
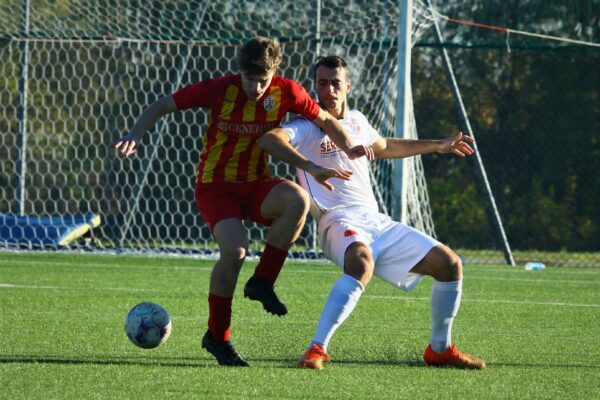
[[2, 1, 598, 48], [1, 0, 398, 41]]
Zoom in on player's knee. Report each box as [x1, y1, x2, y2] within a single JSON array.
[[277, 183, 309, 219], [447, 251, 462, 280], [344, 244, 374, 285], [219, 246, 247, 267], [345, 263, 374, 286], [415, 245, 462, 281], [263, 181, 309, 222], [437, 247, 462, 281], [287, 186, 310, 216]]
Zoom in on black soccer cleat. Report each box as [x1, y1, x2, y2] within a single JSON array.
[[243, 276, 288, 316], [201, 330, 249, 367]]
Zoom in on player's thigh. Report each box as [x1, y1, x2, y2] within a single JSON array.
[[320, 219, 372, 269], [410, 244, 462, 282], [259, 179, 309, 220], [373, 222, 439, 291], [212, 218, 249, 259]]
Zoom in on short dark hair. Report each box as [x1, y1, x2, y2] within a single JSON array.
[[313, 56, 350, 81], [238, 37, 282, 76]]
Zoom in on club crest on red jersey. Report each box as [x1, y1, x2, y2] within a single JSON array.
[[263, 95, 276, 112]]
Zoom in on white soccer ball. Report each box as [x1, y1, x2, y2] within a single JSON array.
[[125, 302, 172, 349]]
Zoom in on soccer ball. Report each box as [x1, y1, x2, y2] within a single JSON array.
[[125, 302, 172, 349]]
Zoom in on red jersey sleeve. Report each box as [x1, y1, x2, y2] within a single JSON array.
[[288, 79, 321, 121], [172, 77, 225, 110]]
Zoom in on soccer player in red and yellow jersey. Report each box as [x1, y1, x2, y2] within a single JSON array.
[[112, 37, 371, 367]]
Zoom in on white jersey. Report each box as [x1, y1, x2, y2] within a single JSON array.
[[284, 109, 438, 291], [283, 109, 379, 220]]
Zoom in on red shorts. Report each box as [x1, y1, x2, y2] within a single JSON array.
[[195, 178, 287, 231]]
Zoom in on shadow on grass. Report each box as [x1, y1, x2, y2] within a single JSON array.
[[327, 357, 600, 370], [2, 355, 597, 370], [0, 354, 422, 368], [0, 354, 216, 368], [328, 357, 425, 367]]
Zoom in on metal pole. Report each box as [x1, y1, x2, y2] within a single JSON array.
[[392, 0, 412, 223], [311, 0, 322, 252], [315, 0, 322, 58], [424, 0, 515, 266], [16, 0, 31, 216]]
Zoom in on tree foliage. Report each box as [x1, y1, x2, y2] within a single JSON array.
[[413, 45, 599, 251]]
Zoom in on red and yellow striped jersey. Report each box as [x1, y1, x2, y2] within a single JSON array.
[[173, 74, 320, 184]]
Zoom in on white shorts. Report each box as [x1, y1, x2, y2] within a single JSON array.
[[318, 207, 440, 292]]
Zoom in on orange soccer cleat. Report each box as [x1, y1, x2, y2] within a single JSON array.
[[297, 344, 331, 370], [424, 344, 486, 370]]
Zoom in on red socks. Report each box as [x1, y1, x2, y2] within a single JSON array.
[[253, 243, 289, 284], [208, 293, 232, 341], [207, 244, 288, 341]]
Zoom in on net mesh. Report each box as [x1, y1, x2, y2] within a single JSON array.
[[1, 1, 437, 42], [0, 1, 436, 255]]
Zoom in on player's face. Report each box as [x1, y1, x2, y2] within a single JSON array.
[[315, 66, 350, 117], [240, 70, 276, 100]]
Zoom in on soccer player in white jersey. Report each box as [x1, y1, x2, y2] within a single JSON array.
[[260, 56, 486, 369]]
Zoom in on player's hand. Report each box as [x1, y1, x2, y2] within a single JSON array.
[[346, 144, 375, 161], [308, 165, 353, 191], [440, 131, 475, 158], [111, 134, 140, 157]]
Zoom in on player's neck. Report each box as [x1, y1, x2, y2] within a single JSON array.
[[326, 104, 346, 120]]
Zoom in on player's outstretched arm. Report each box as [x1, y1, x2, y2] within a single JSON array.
[[260, 128, 352, 191], [111, 95, 178, 157], [373, 131, 474, 159], [312, 109, 374, 161]]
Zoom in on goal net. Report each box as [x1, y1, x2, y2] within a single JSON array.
[[0, 0, 436, 256]]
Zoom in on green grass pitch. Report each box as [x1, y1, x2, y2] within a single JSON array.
[[1, 252, 600, 399]]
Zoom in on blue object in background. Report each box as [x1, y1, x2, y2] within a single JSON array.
[[525, 261, 546, 271], [0, 213, 101, 248]]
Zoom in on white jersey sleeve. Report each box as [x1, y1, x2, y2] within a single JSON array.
[[282, 110, 380, 220]]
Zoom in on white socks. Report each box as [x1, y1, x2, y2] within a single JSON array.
[[429, 279, 463, 353], [309, 275, 462, 354], [310, 274, 364, 352]]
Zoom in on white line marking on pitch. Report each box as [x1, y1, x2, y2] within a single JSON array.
[[0, 283, 59, 289], [2, 259, 600, 286], [291, 270, 600, 285], [0, 258, 211, 271], [366, 295, 600, 308], [0, 283, 152, 291], [3, 258, 600, 278], [2, 282, 598, 308], [465, 276, 600, 285]]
